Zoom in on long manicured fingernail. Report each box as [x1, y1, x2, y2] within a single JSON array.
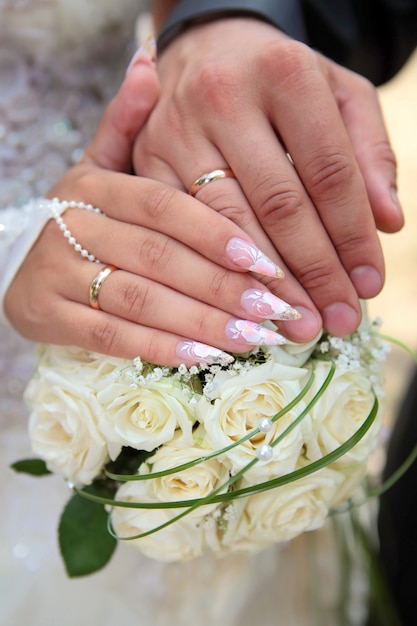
[[126, 34, 156, 74], [225, 319, 286, 346], [226, 238, 284, 278], [176, 341, 234, 365], [241, 289, 301, 321]]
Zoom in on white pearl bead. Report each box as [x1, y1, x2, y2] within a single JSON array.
[[258, 417, 273, 433], [48, 198, 102, 265], [256, 444, 273, 462]]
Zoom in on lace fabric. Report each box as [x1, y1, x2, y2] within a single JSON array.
[[0, 0, 144, 314]]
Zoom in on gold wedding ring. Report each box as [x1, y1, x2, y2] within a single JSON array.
[[189, 168, 235, 197], [88, 264, 118, 310]]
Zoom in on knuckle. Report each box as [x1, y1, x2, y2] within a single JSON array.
[[90, 319, 118, 354], [371, 139, 397, 171], [296, 259, 340, 293], [120, 282, 152, 320], [196, 184, 235, 211], [259, 39, 315, 86], [186, 62, 241, 117], [208, 267, 233, 301], [252, 177, 304, 227], [142, 332, 164, 366], [64, 168, 103, 202], [140, 183, 177, 221], [138, 233, 174, 274], [216, 204, 254, 231], [332, 230, 373, 258], [307, 152, 356, 200], [192, 309, 213, 340]]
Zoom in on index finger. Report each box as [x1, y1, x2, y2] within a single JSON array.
[[83, 61, 160, 172]]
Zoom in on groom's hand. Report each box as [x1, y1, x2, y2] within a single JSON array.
[[133, 17, 402, 337]]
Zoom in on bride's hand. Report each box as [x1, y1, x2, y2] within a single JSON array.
[[133, 17, 402, 337], [4, 55, 321, 365]]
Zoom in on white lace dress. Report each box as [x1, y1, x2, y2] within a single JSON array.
[[0, 2, 360, 624]]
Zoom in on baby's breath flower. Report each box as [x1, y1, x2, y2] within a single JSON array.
[[132, 356, 143, 370], [319, 341, 330, 354], [223, 504, 236, 523], [24, 310, 389, 566]]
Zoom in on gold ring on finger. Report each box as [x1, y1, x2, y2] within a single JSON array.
[[88, 264, 118, 310], [189, 168, 235, 197]]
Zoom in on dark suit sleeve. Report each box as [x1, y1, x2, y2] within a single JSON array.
[[157, 0, 417, 85], [302, 0, 417, 85]]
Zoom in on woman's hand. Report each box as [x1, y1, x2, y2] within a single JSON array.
[[5, 56, 321, 365], [133, 17, 402, 337]]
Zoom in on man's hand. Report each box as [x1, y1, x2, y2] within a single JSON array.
[[133, 17, 402, 337]]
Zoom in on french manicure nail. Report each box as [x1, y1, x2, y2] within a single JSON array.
[[126, 34, 157, 74], [226, 238, 284, 278], [241, 289, 301, 321], [176, 341, 234, 365], [225, 319, 286, 346]]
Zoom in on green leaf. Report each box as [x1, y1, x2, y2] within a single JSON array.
[[10, 458, 51, 476], [59, 482, 117, 577], [105, 446, 155, 477]]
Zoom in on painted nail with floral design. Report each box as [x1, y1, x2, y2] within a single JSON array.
[[241, 289, 302, 321], [176, 341, 234, 365], [225, 319, 286, 346], [126, 34, 157, 74], [226, 238, 284, 278]]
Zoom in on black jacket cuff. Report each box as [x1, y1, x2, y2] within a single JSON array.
[[157, 0, 306, 52]]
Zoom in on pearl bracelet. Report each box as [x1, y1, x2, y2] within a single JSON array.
[[46, 197, 104, 263]]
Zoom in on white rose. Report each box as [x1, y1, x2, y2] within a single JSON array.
[[97, 377, 195, 460], [267, 327, 323, 367], [227, 468, 343, 547], [306, 361, 382, 465], [111, 480, 213, 562], [197, 360, 308, 480], [25, 361, 108, 487], [144, 437, 230, 517], [31, 344, 127, 385], [111, 436, 231, 560]]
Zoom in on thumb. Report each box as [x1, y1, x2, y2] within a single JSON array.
[[83, 44, 160, 172]]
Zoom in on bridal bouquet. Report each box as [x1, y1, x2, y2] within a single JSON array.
[[15, 312, 388, 576]]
